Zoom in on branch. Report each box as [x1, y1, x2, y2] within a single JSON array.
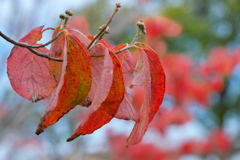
[[87, 3, 121, 50], [0, 30, 64, 48], [27, 47, 63, 61], [0, 12, 71, 62], [0, 7, 146, 61], [0, 15, 68, 49]]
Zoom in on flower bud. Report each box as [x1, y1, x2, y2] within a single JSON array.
[[137, 20, 146, 34], [59, 14, 66, 20], [104, 26, 110, 34], [116, 3, 121, 8], [65, 10, 73, 16]]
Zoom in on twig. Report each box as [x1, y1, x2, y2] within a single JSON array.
[[0, 16, 68, 49], [91, 20, 146, 57], [0, 7, 146, 61], [0, 30, 64, 49], [0, 14, 69, 62], [27, 47, 63, 61], [87, 3, 121, 50]]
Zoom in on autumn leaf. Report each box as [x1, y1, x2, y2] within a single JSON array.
[[67, 49, 125, 141], [7, 26, 57, 102], [48, 26, 91, 83], [113, 44, 134, 73], [18, 25, 44, 44], [112, 44, 138, 121], [67, 14, 90, 35], [35, 32, 92, 134], [82, 44, 108, 103], [115, 92, 139, 121], [126, 43, 165, 146]]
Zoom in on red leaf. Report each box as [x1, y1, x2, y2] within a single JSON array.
[[113, 44, 134, 73], [67, 14, 90, 35], [67, 27, 91, 46], [67, 49, 125, 141], [7, 26, 57, 102], [115, 92, 139, 121], [36, 32, 92, 134], [112, 44, 138, 121], [83, 44, 108, 103], [126, 43, 165, 146], [18, 26, 44, 44]]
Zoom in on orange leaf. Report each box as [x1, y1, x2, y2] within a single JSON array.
[[48, 27, 91, 83], [67, 49, 125, 141], [36, 33, 92, 134], [7, 26, 57, 102], [126, 43, 165, 146]]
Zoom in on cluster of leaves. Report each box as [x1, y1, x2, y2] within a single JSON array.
[[6, 9, 165, 146]]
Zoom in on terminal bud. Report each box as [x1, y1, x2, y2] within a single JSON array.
[[65, 10, 73, 16], [137, 20, 146, 34]]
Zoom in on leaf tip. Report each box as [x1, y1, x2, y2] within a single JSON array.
[[31, 91, 43, 102], [35, 127, 44, 135], [35, 119, 46, 135], [67, 134, 79, 142]]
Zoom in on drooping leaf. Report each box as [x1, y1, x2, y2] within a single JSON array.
[[126, 43, 165, 146], [112, 44, 138, 121], [67, 49, 125, 141], [35, 33, 92, 134], [49, 27, 91, 83], [7, 26, 57, 102], [131, 52, 145, 87], [139, 43, 165, 122], [115, 92, 139, 121], [113, 44, 134, 73], [82, 44, 108, 103]]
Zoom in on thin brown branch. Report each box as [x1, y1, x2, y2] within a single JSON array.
[[0, 30, 64, 62], [87, 4, 121, 50], [31, 30, 64, 48], [27, 47, 63, 61], [0, 26, 64, 49]]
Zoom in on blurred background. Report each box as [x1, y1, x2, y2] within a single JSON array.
[[1, 0, 240, 159]]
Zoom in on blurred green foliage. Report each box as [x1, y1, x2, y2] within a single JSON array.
[[161, 0, 240, 54]]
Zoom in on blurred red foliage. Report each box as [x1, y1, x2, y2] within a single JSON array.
[[141, 16, 182, 55], [108, 131, 167, 160], [180, 129, 231, 156], [150, 107, 192, 134], [67, 14, 90, 35], [14, 137, 43, 150], [0, 104, 8, 119]]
